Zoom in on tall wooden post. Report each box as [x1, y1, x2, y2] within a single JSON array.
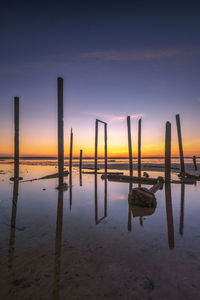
[[176, 114, 185, 175], [127, 116, 133, 177], [95, 119, 98, 173], [14, 97, 19, 179], [165, 122, 171, 182], [69, 128, 73, 173], [57, 77, 64, 187], [79, 149, 83, 172], [138, 118, 141, 178], [104, 123, 107, 173]]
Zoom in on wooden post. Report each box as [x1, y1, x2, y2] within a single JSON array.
[[57, 77, 64, 187], [95, 119, 98, 173], [69, 128, 73, 173], [138, 118, 141, 178], [14, 97, 19, 179], [193, 155, 197, 171], [79, 149, 83, 172], [104, 123, 107, 173], [165, 122, 171, 182], [176, 114, 185, 175], [127, 116, 133, 177]]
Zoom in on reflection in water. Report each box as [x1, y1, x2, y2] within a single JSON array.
[[8, 158, 20, 268], [53, 176, 64, 300], [69, 170, 72, 210], [8, 178, 19, 268], [94, 174, 107, 224], [79, 172, 82, 186], [165, 183, 174, 249], [179, 183, 185, 236]]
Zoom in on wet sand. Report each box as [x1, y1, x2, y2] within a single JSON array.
[[0, 160, 200, 299]]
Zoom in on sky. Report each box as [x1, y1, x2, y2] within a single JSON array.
[[0, 1, 200, 157]]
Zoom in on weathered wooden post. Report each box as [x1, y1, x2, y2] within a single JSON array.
[[138, 118, 141, 178], [176, 114, 185, 175], [193, 155, 197, 171], [69, 128, 73, 173], [14, 97, 19, 179], [165, 122, 171, 182], [104, 123, 107, 173], [95, 119, 98, 173], [57, 77, 64, 187], [127, 116, 133, 177], [79, 149, 83, 172]]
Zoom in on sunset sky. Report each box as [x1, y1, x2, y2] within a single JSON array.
[[0, 1, 200, 157]]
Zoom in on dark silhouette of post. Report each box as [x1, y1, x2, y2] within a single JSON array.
[[138, 118, 141, 178], [53, 175, 63, 299], [69, 128, 73, 173], [8, 172, 19, 268], [165, 122, 171, 182], [176, 114, 185, 175], [127, 116, 133, 177], [79, 149, 83, 172], [57, 77, 64, 187], [14, 97, 19, 179], [193, 156, 197, 171], [95, 119, 98, 173], [105, 123, 108, 173], [179, 183, 185, 236], [94, 175, 107, 224], [69, 170, 72, 210], [165, 182, 174, 249]]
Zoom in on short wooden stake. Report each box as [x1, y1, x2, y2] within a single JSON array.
[[176, 114, 185, 174], [193, 155, 197, 171], [165, 122, 171, 182], [79, 149, 83, 172], [127, 116, 133, 177]]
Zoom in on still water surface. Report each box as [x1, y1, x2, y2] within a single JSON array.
[[0, 160, 200, 299]]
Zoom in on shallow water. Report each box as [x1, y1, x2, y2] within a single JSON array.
[[0, 160, 200, 299]]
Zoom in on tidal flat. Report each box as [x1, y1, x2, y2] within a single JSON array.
[[0, 159, 200, 299]]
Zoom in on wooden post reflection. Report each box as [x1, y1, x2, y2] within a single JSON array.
[[94, 174, 107, 224], [128, 182, 133, 231], [69, 170, 72, 210], [8, 177, 19, 268], [179, 183, 185, 236], [53, 174, 64, 299], [165, 182, 174, 249]]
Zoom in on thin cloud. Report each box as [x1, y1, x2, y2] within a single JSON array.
[[82, 111, 144, 122], [79, 48, 200, 61]]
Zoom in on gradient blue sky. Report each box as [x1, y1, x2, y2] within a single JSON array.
[[0, 1, 200, 156]]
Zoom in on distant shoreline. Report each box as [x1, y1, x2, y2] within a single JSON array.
[[0, 156, 198, 160]]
